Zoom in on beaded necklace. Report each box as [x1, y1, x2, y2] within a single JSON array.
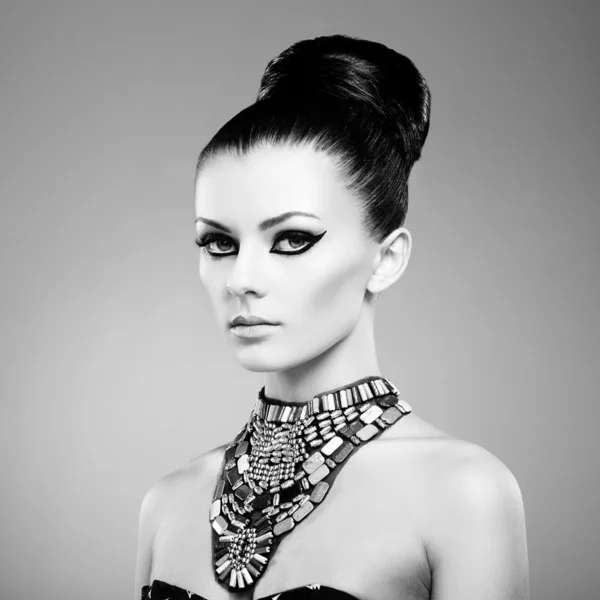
[[209, 374, 412, 591]]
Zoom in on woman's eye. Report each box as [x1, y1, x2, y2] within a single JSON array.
[[194, 231, 326, 258]]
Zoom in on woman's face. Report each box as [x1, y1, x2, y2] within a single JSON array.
[[194, 143, 389, 373]]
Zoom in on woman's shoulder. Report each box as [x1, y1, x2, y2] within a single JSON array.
[[140, 442, 229, 519], [375, 412, 521, 514]]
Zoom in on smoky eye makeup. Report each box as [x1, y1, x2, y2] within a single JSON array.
[[194, 229, 327, 258]]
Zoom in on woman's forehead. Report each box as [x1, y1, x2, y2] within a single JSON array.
[[195, 144, 346, 211]]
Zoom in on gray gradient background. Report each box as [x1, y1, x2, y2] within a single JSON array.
[[0, 2, 598, 599]]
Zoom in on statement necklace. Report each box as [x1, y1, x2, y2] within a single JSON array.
[[209, 374, 411, 591]]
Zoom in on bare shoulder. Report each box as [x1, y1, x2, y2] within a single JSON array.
[[392, 424, 529, 598], [379, 411, 522, 491], [408, 432, 527, 576], [138, 443, 228, 534], [376, 413, 525, 548]]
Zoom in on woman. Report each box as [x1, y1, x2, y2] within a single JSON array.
[[134, 34, 529, 600]]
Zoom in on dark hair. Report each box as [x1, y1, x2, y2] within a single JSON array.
[[196, 34, 431, 244]]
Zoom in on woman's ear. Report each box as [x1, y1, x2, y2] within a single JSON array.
[[366, 227, 412, 295]]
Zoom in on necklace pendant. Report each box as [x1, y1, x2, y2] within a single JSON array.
[[213, 512, 274, 588]]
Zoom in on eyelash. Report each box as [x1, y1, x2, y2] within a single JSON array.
[[194, 230, 326, 259]]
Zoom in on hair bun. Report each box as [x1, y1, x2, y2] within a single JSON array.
[[257, 34, 430, 155]]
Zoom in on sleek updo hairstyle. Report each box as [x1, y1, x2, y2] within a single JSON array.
[[196, 34, 431, 244]]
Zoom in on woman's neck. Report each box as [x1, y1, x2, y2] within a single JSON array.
[[263, 307, 382, 404]]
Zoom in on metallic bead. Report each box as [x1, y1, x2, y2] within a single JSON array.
[[225, 445, 236, 462], [218, 561, 233, 581], [339, 421, 363, 438], [396, 399, 412, 413], [241, 567, 253, 585], [321, 435, 343, 456], [302, 452, 325, 474], [230, 518, 246, 531], [237, 454, 250, 473], [331, 441, 353, 463], [374, 417, 387, 429], [210, 499, 221, 520], [212, 515, 228, 534], [307, 463, 330, 485], [216, 558, 231, 574], [311, 397, 320, 413], [234, 485, 252, 503], [339, 389, 350, 408], [359, 404, 383, 424], [273, 517, 295, 535], [255, 531, 273, 544], [310, 480, 329, 503], [324, 394, 336, 411], [236, 569, 245, 588], [358, 383, 370, 401], [216, 553, 230, 567], [280, 406, 292, 422], [381, 406, 402, 424], [235, 441, 249, 457], [292, 499, 314, 521], [213, 479, 225, 501], [356, 423, 379, 441], [377, 394, 398, 407], [226, 466, 240, 485]]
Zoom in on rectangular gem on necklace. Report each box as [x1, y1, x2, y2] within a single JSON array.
[[310, 481, 330, 503], [293, 500, 314, 522], [302, 452, 325, 474], [356, 423, 378, 441], [331, 440, 353, 463], [396, 399, 412, 413], [307, 463, 330, 485], [381, 406, 402, 424], [321, 435, 343, 456], [360, 404, 383, 424], [210, 499, 221, 519]]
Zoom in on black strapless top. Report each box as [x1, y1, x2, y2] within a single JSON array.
[[142, 579, 360, 599]]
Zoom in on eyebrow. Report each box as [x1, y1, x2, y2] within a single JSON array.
[[194, 211, 321, 233]]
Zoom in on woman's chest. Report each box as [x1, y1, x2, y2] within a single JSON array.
[[151, 444, 433, 600]]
